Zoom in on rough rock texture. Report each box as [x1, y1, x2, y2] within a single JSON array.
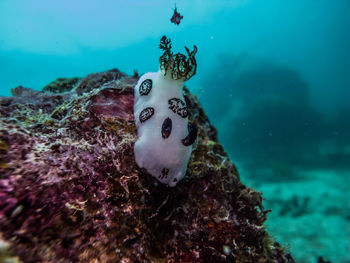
[[43, 77, 81, 93], [0, 69, 294, 262]]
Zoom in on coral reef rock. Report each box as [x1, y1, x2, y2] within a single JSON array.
[[0, 69, 294, 262]]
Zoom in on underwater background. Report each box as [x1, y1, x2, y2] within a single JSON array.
[[0, 0, 349, 262]]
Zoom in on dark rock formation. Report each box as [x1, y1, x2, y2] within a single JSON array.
[[0, 69, 294, 262]]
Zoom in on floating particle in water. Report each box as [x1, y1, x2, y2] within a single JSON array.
[[170, 4, 183, 26]]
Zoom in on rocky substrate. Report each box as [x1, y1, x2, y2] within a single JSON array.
[[0, 69, 294, 262]]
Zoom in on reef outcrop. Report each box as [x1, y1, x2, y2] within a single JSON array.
[[0, 69, 294, 262]]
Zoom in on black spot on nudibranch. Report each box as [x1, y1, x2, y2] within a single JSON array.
[[161, 117, 172, 139], [139, 79, 152, 96], [168, 98, 188, 118], [159, 168, 169, 179], [182, 123, 197, 146], [177, 108, 188, 118], [139, 107, 154, 123]]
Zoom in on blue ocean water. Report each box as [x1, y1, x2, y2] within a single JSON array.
[[0, 0, 349, 262]]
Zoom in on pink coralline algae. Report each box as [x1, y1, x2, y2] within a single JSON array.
[[0, 69, 294, 262]]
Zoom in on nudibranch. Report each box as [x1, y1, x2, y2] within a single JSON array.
[[134, 36, 198, 187]]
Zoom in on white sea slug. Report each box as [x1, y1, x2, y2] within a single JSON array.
[[134, 36, 198, 187]]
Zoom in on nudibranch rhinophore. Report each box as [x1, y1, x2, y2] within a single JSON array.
[[134, 35, 198, 187]]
